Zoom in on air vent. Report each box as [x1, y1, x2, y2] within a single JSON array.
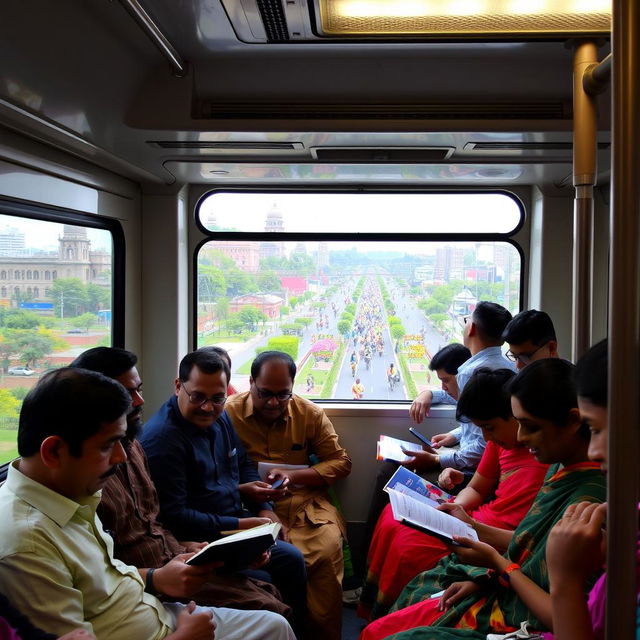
[[467, 142, 610, 151], [256, 0, 289, 41], [312, 147, 453, 162], [147, 141, 303, 150], [195, 102, 570, 120]]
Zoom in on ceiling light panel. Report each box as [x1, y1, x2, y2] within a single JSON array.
[[315, 0, 611, 36]]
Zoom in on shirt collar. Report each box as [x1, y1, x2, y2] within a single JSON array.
[[6, 461, 101, 528], [464, 345, 504, 366]]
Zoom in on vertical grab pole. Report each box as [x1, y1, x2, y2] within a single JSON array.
[[572, 40, 598, 362], [607, 2, 640, 639]]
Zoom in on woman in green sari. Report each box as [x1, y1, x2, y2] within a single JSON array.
[[360, 359, 606, 640]]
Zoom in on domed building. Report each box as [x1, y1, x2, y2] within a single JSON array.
[[0, 225, 110, 304]]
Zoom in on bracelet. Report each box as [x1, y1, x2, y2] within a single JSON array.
[[498, 562, 521, 588], [145, 568, 157, 595]]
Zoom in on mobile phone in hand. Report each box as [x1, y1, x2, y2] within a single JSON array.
[[408, 427, 435, 448], [270, 476, 285, 490]]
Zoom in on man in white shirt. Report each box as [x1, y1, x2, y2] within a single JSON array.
[[0, 367, 295, 640]]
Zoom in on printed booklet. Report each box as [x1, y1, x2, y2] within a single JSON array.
[[383, 465, 453, 507], [185, 522, 281, 567]]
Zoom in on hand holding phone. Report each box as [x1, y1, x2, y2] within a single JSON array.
[[408, 427, 435, 449], [270, 476, 286, 490]]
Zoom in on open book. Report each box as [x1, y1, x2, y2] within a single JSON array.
[[376, 434, 458, 463], [384, 466, 452, 507], [376, 435, 423, 463], [387, 488, 478, 545], [185, 522, 281, 567]]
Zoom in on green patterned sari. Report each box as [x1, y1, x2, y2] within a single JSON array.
[[386, 462, 606, 640]]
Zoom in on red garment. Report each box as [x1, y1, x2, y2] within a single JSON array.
[[358, 443, 547, 621], [360, 596, 443, 640], [227, 383, 238, 396]]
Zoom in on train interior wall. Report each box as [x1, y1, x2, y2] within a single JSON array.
[[0, 127, 612, 534]]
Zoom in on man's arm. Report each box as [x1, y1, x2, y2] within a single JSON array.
[[0, 552, 94, 637], [438, 423, 485, 471], [304, 410, 351, 485]]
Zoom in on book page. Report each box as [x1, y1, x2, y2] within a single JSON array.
[[376, 435, 423, 462], [388, 488, 478, 542]]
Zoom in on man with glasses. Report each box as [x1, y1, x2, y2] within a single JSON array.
[[70, 347, 292, 618], [501, 309, 559, 369], [141, 349, 307, 636], [225, 351, 352, 640]]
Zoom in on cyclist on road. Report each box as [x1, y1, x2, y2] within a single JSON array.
[[387, 363, 399, 390], [352, 378, 365, 399]]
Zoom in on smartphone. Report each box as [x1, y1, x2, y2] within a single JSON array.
[[270, 477, 285, 490], [408, 427, 435, 448]]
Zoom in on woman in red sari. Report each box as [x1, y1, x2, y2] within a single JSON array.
[[358, 368, 548, 621]]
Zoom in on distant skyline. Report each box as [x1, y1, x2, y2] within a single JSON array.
[[0, 216, 112, 252]]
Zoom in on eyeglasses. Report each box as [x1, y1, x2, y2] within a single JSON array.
[[463, 315, 471, 324], [506, 342, 548, 365], [254, 387, 293, 401], [181, 383, 227, 406]]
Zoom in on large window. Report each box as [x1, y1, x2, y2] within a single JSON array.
[[196, 191, 522, 402], [0, 213, 114, 465]]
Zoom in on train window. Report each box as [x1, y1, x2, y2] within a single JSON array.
[[196, 191, 522, 402], [0, 213, 115, 466]]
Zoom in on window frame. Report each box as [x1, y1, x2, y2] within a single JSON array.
[[193, 187, 525, 403]]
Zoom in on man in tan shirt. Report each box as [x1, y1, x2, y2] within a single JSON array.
[[225, 351, 352, 640]]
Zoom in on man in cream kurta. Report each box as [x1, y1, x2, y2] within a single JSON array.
[[226, 351, 352, 640], [0, 367, 295, 640]]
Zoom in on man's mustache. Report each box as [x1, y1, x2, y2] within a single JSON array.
[[99, 465, 119, 480]]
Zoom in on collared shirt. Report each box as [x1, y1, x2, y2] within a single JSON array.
[[438, 346, 516, 470], [140, 396, 268, 541], [225, 392, 352, 531], [0, 462, 173, 640], [98, 440, 184, 568]]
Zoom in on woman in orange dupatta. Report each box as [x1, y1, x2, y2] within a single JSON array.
[[358, 368, 548, 621]]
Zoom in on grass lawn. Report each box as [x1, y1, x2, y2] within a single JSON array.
[[0, 429, 18, 465], [236, 359, 253, 375]]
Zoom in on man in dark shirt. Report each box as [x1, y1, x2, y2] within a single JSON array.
[[141, 349, 307, 633], [70, 347, 290, 617]]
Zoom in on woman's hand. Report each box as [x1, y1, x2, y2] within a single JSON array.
[[438, 502, 474, 526], [438, 468, 465, 491], [438, 581, 480, 611], [546, 501, 607, 586], [450, 537, 503, 570]]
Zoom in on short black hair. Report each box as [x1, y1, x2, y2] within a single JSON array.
[[179, 350, 230, 383], [70, 347, 137, 379], [18, 368, 131, 457], [429, 343, 471, 374], [197, 346, 232, 380], [251, 351, 297, 381], [502, 310, 557, 346], [472, 301, 513, 344], [456, 367, 516, 422], [574, 338, 607, 408], [507, 359, 587, 437]]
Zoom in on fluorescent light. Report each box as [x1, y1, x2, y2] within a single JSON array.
[[317, 0, 611, 36]]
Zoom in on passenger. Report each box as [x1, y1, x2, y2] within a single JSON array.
[[406, 302, 515, 475], [0, 368, 295, 640], [360, 359, 606, 640], [140, 349, 307, 635], [502, 309, 559, 369], [544, 338, 640, 640], [225, 351, 352, 640], [360, 343, 471, 562], [197, 345, 238, 395], [358, 368, 548, 621], [70, 347, 290, 617], [0, 592, 95, 640]]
